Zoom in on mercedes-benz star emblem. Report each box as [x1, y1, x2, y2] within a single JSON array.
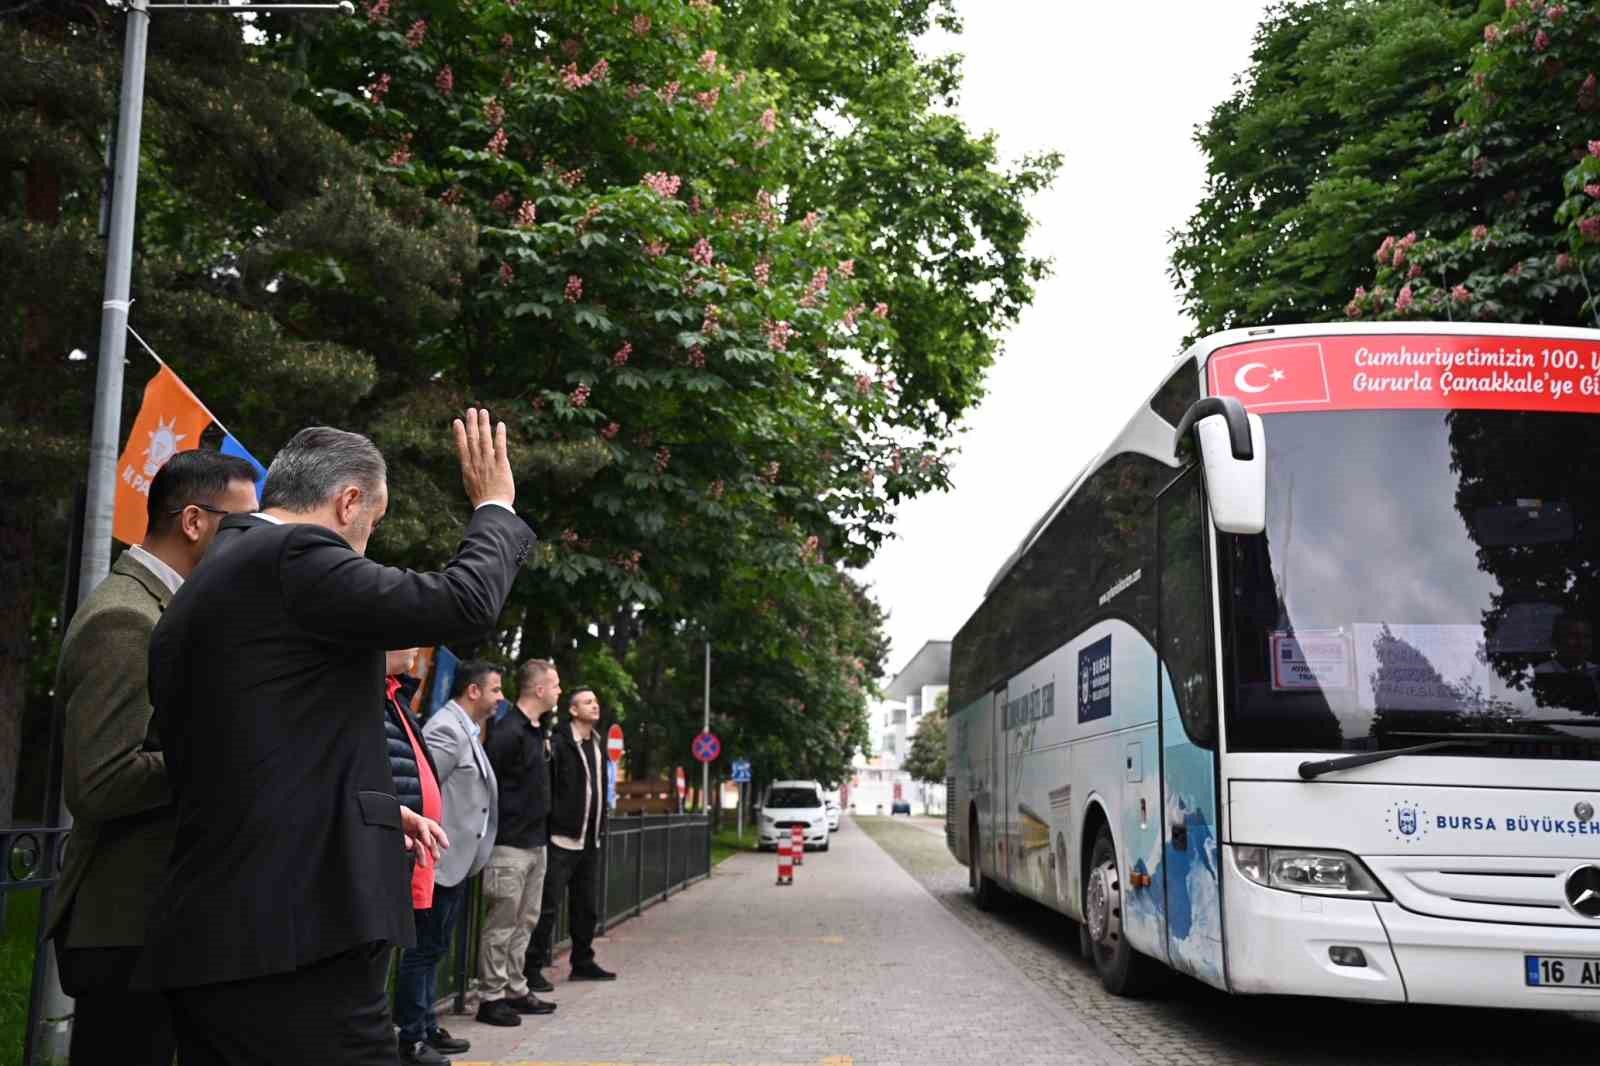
[[1564, 865, 1600, 919], [1576, 801, 1595, 824]]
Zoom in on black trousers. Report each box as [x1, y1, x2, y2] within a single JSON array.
[[165, 942, 397, 1066], [529, 843, 600, 971], [56, 942, 175, 1066]]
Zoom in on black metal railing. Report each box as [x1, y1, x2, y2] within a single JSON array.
[[3, 826, 72, 1066], [439, 812, 711, 1010]]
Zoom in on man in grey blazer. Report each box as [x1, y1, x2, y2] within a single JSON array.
[[412, 661, 509, 1046], [45, 449, 260, 1066]]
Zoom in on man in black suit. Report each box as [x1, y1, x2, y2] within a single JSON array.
[[147, 410, 532, 1066]]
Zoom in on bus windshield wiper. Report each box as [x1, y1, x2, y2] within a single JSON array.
[[1298, 738, 1492, 780]]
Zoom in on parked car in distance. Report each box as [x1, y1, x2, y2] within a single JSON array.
[[758, 780, 831, 851], [825, 798, 841, 831], [890, 799, 912, 815]]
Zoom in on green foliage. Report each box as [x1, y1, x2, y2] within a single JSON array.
[[902, 692, 947, 785]]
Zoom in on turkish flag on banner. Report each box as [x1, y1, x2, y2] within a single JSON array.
[[1208, 341, 1332, 411]]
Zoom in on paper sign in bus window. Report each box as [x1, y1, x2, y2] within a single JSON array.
[[1079, 636, 1113, 722], [1354, 622, 1488, 713], [1270, 630, 1353, 691]]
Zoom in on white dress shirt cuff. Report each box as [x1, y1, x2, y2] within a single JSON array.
[[474, 500, 515, 514]]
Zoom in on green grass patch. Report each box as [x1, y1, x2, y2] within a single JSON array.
[[1, 892, 43, 1066], [711, 823, 758, 865]]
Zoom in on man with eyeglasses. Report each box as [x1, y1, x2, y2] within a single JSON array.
[[44, 448, 259, 1066]]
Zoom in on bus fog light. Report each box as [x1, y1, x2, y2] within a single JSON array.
[[1233, 845, 1389, 899], [1328, 946, 1367, 968]]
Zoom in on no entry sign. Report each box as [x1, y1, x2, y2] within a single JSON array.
[[691, 730, 721, 763], [606, 723, 624, 764]]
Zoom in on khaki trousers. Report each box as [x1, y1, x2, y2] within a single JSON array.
[[476, 844, 548, 1001]]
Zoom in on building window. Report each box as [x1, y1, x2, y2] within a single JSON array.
[[909, 695, 920, 718]]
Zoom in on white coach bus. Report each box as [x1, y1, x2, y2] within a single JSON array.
[[947, 322, 1600, 1008]]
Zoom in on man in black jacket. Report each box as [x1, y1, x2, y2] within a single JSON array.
[[529, 686, 616, 984], [147, 410, 532, 1066], [476, 657, 561, 1022]]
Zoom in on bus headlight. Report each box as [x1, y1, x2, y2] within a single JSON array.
[[1233, 846, 1389, 900]]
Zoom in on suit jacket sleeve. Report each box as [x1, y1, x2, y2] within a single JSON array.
[[62, 606, 169, 821], [424, 717, 464, 786], [280, 505, 533, 650]]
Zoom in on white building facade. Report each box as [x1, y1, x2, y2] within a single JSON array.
[[848, 640, 950, 816]]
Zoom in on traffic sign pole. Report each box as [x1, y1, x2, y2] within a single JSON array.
[[702, 641, 710, 812]]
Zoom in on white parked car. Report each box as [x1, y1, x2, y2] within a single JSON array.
[[825, 798, 841, 831], [758, 780, 831, 851]]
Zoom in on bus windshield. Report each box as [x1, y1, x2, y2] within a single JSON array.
[[1222, 408, 1600, 759]]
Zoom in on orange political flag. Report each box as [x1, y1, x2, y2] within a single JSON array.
[[112, 366, 215, 546]]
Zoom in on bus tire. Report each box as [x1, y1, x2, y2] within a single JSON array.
[[1083, 824, 1163, 996], [970, 813, 998, 911]]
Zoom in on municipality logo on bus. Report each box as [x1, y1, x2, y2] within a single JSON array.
[[1385, 800, 1430, 843]]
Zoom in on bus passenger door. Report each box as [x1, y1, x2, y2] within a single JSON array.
[[1156, 469, 1226, 990], [991, 685, 1009, 884]]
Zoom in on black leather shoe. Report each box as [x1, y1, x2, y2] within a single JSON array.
[[570, 962, 617, 981], [398, 1037, 449, 1065], [427, 1028, 470, 1055], [528, 971, 555, 993], [475, 999, 523, 1027], [506, 993, 558, 1015]]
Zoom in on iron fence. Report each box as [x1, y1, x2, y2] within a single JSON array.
[[3, 826, 72, 1066], [438, 812, 710, 1010]]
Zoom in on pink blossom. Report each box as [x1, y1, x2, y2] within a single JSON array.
[[689, 194, 702, 216], [516, 200, 537, 228], [1471, 224, 1489, 242], [565, 275, 584, 302], [365, 72, 392, 105], [688, 344, 706, 368], [754, 260, 771, 287], [363, 0, 389, 24], [760, 107, 777, 133], [439, 185, 463, 206], [484, 97, 506, 126], [388, 133, 413, 167], [612, 342, 632, 367], [1483, 24, 1500, 45], [701, 304, 721, 335], [561, 37, 581, 59], [855, 373, 873, 395], [601, 422, 620, 440], [570, 384, 590, 407], [843, 303, 865, 329], [500, 32, 515, 51], [709, 479, 725, 499], [733, 70, 749, 90], [1588, 183, 1600, 199], [1589, 140, 1600, 158], [1557, 252, 1574, 272], [764, 319, 794, 352], [1393, 244, 1407, 267], [435, 65, 454, 94], [660, 81, 681, 104], [1535, 30, 1551, 52], [699, 50, 718, 72], [497, 261, 514, 286], [764, 461, 781, 483], [626, 82, 647, 100], [696, 88, 720, 111], [486, 127, 509, 157], [1452, 284, 1471, 304], [561, 168, 585, 188], [1375, 235, 1395, 265], [642, 172, 682, 197], [632, 14, 652, 35], [837, 259, 855, 277], [1408, 263, 1422, 278], [655, 446, 671, 473], [873, 302, 890, 319], [801, 211, 819, 232], [691, 238, 714, 267], [1550, 4, 1567, 19], [561, 64, 591, 91], [1395, 285, 1415, 313], [1344, 299, 1362, 319], [1507, 260, 1524, 278], [643, 241, 669, 258], [1582, 72, 1597, 99], [588, 58, 610, 82], [560, 529, 579, 545], [1581, 216, 1600, 242], [405, 19, 427, 48]]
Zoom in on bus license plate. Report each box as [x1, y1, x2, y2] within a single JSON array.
[[1525, 955, 1600, 989]]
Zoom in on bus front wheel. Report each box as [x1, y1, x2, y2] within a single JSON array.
[[970, 814, 998, 911], [1084, 825, 1162, 996]]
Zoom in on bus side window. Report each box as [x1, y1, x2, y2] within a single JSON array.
[[1160, 471, 1217, 749]]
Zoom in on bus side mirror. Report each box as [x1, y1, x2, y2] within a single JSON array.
[[1174, 396, 1266, 535]]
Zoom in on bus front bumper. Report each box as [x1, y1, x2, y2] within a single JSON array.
[[1223, 851, 1600, 1008]]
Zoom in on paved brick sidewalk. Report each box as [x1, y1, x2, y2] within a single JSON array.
[[447, 817, 1131, 1066]]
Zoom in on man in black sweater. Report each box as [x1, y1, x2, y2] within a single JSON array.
[[529, 687, 616, 984], [476, 658, 562, 1024]]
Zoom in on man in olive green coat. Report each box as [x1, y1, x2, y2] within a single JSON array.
[[44, 449, 259, 1066]]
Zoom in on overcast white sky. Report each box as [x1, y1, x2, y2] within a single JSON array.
[[858, 1, 1275, 680]]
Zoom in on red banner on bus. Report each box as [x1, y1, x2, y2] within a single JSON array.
[[1207, 334, 1600, 414]]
